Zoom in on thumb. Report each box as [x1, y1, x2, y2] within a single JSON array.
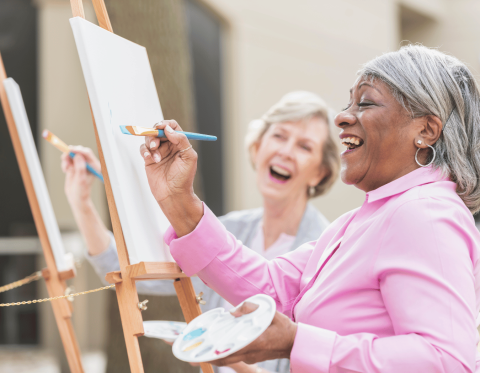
[[230, 301, 259, 318], [164, 124, 191, 151]]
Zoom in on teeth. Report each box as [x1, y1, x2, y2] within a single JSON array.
[[271, 165, 291, 177], [342, 136, 362, 145]]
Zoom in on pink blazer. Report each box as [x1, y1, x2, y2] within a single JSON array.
[[166, 167, 480, 372]]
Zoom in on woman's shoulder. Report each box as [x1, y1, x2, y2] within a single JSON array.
[[218, 208, 263, 236]]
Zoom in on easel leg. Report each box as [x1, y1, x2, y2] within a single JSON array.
[[174, 278, 214, 373], [44, 277, 84, 373], [115, 280, 145, 373]]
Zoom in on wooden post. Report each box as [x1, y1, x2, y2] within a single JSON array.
[[0, 54, 84, 373], [69, 1, 214, 372]]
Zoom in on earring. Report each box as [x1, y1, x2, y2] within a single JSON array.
[[309, 186, 316, 197], [417, 140, 422, 145], [415, 144, 436, 167]]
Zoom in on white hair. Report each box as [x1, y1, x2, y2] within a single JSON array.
[[359, 45, 480, 214], [245, 91, 340, 197]]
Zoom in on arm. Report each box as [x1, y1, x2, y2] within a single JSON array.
[[166, 204, 314, 315], [62, 146, 177, 295], [289, 199, 478, 373], [61, 146, 110, 256]]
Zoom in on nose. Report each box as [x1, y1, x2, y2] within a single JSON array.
[[334, 110, 356, 129], [278, 138, 295, 159]]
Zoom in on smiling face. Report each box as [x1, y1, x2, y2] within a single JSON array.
[[335, 77, 423, 192], [252, 118, 328, 203]]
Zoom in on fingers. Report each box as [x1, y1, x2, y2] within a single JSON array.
[[73, 153, 88, 176], [147, 119, 186, 149], [69, 145, 101, 171], [146, 120, 184, 151], [230, 302, 259, 318], [61, 153, 73, 173], [146, 122, 161, 151], [140, 144, 158, 165]]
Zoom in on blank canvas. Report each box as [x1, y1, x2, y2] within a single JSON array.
[[70, 17, 173, 264], [4, 78, 68, 271]]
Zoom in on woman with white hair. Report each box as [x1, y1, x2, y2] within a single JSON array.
[[61, 91, 340, 373], [140, 44, 480, 372]]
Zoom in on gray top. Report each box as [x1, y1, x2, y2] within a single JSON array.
[[86, 204, 329, 372]]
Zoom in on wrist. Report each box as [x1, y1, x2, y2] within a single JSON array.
[[158, 194, 203, 237], [284, 321, 298, 358], [70, 198, 95, 216]]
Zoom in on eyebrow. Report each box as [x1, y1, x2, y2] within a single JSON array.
[[350, 82, 382, 94]]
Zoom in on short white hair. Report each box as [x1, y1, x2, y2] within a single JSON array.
[[245, 91, 340, 197], [359, 44, 480, 213]]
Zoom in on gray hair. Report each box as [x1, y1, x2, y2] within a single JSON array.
[[245, 91, 340, 198], [359, 44, 480, 214]]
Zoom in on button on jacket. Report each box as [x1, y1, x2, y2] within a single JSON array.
[[166, 167, 480, 373]]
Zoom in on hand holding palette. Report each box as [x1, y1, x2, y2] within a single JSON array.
[[172, 294, 276, 363]]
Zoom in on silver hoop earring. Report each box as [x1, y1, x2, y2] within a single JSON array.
[[415, 144, 436, 167]]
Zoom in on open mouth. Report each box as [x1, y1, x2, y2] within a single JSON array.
[[341, 136, 364, 152], [269, 165, 291, 182]]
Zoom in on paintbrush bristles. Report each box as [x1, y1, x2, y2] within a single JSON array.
[[42, 130, 70, 153], [129, 126, 159, 136]]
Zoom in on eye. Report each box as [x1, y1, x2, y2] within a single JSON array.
[[357, 101, 373, 108], [299, 143, 312, 151], [273, 133, 285, 139], [342, 104, 352, 111]]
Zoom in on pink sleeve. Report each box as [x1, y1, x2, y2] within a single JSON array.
[[290, 198, 478, 372], [166, 204, 314, 315]]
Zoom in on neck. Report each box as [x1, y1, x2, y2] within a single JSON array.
[[262, 192, 308, 250], [360, 162, 420, 193]]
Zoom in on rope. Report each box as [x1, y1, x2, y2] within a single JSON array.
[[0, 271, 42, 294], [0, 284, 115, 307]]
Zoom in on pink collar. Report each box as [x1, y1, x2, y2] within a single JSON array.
[[366, 166, 450, 203]]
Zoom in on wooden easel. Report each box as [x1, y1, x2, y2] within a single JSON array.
[[69, 1, 214, 372], [0, 55, 84, 372]]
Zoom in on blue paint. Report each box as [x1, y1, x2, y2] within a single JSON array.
[[69, 152, 104, 183], [119, 126, 217, 141], [119, 126, 131, 135], [183, 327, 206, 341]]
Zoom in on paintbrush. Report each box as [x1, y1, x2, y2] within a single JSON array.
[[119, 125, 217, 141], [42, 130, 104, 182]]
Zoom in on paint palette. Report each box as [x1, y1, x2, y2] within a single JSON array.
[[172, 294, 276, 363], [143, 321, 187, 342]]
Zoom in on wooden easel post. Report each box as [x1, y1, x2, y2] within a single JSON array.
[[69, 1, 214, 373], [0, 54, 84, 373]]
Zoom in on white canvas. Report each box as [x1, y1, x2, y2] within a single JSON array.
[[69, 17, 172, 264], [3, 78, 68, 271]]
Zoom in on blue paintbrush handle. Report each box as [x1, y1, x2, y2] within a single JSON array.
[[156, 130, 217, 141], [69, 152, 104, 183]]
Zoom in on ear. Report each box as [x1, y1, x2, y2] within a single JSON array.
[[420, 115, 443, 145], [249, 141, 260, 169], [308, 164, 328, 188]]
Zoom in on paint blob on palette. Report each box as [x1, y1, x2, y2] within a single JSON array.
[[172, 294, 276, 363], [143, 321, 187, 342]]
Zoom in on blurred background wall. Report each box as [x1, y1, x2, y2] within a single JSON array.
[[1, 0, 480, 371]]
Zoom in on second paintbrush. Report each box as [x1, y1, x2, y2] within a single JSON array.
[[120, 125, 217, 141]]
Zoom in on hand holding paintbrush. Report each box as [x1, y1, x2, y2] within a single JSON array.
[[42, 130, 104, 182]]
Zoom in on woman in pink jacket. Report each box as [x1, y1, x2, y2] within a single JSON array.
[[140, 45, 480, 372]]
